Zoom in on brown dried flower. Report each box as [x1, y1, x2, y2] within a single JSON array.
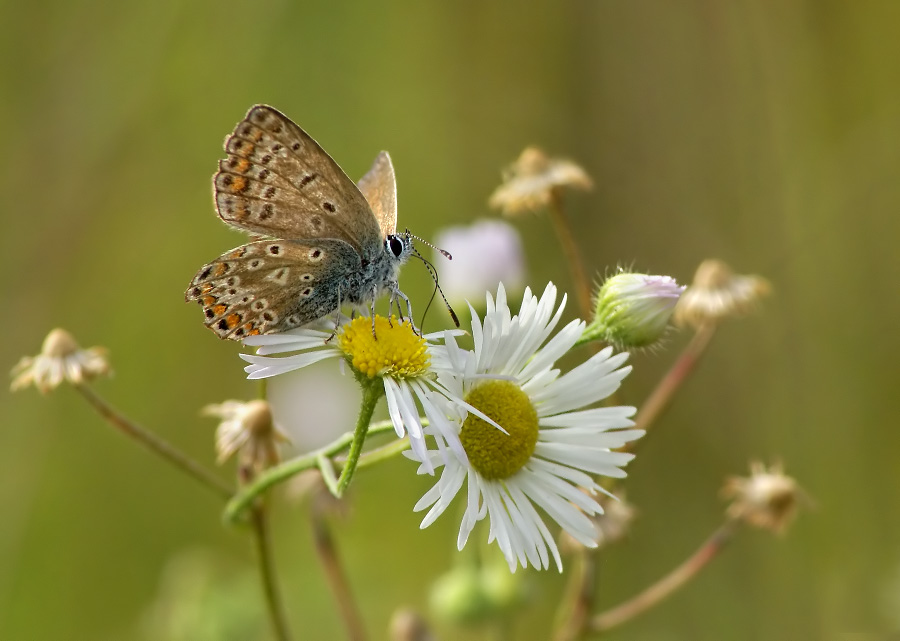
[[674, 259, 770, 329], [204, 399, 289, 471], [10, 328, 110, 393], [489, 146, 592, 216], [722, 461, 807, 534]]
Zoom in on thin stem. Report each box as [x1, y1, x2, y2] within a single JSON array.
[[590, 520, 740, 633], [552, 548, 596, 641], [250, 505, 292, 641], [630, 323, 717, 441], [74, 384, 233, 499], [311, 492, 368, 641], [335, 378, 384, 496], [225, 420, 398, 522], [349, 435, 410, 471], [548, 189, 593, 320]]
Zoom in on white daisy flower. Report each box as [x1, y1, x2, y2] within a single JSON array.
[[409, 283, 643, 572], [239, 316, 481, 474]]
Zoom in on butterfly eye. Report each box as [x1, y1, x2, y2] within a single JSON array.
[[387, 235, 405, 258]]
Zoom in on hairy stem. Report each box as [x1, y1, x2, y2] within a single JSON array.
[[335, 378, 384, 496], [548, 188, 593, 320], [590, 520, 739, 633], [631, 323, 717, 441], [75, 384, 233, 499]]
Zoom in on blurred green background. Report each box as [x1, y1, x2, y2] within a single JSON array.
[[3, 0, 899, 639]]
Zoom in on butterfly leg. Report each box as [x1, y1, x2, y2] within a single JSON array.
[[325, 283, 344, 343], [392, 287, 419, 336], [369, 285, 381, 337]]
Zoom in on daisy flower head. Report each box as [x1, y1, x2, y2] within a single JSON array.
[[410, 283, 643, 572], [239, 315, 466, 473]]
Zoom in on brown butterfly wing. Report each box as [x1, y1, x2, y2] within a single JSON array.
[[214, 105, 382, 259], [185, 238, 360, 340], [357, 151, 398, 236]]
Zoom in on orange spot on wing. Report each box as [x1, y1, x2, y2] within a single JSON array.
[[213, 304, 227, 316], [202, 296, 216, 306], [213, 263, 227, 276], [226, 313, 241, 328], [231, 176, 246, 193], [248, 328, 261, 336], [226, 247, 246, 259], [236, 158, 250, 173]]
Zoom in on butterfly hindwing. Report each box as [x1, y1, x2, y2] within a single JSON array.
[[214, 105, 383, 258], [185, 238, 361, 340]]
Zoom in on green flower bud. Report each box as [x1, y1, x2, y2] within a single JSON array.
[[582, 273, 684, 348]]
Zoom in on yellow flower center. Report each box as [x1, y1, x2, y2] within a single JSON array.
[[460, 380, 539, 480], [338, 315, 430, 379]]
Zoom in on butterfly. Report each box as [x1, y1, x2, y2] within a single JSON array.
[[185, 105, 414, 340]]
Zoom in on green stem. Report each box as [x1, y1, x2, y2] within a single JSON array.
[[250, 505, 292, 641], [335, 378, 384, 496], [75, 384, 233, 499], [353, 436, 411, 471], [224, 419, 397, 523]]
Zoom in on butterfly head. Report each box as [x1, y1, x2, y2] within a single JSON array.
[[385, 231, 414, 264]]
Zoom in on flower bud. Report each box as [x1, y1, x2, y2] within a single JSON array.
[[582, 273, 684, 348]]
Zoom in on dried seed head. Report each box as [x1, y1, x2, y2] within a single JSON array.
[[10, 328, 110, 393], [722, 461, 808, 534], [674, 259, 770, 329], [204, 399, 289, 471], [489, 146, 592, 216]]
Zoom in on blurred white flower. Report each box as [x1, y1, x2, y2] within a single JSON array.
[[434, 219, 526, 307]]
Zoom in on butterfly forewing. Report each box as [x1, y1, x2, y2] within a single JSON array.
[[215, 105, 383, 257], [357, 151, 398, 236], [185, 238, 361, 339]]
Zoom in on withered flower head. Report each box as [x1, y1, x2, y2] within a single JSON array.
[[489, 146, 592, 216], [10, 328, 111, 393], [203, 399, 289, 471], [674, 259, 770, 329], [722, 461, 807, 534]]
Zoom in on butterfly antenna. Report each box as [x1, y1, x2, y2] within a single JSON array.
[[412, 249, 460, 328], [407, 229, 453, 260]]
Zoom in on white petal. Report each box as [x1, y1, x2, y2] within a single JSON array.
[[538, 405, 637, 427]]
